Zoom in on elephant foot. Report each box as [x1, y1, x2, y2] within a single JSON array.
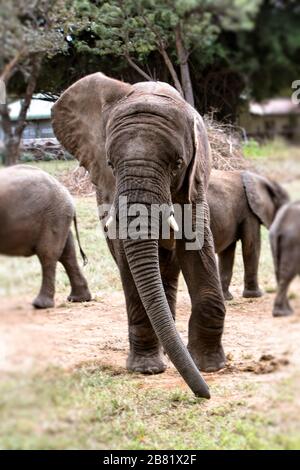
[[188, 345, 226, 373], [273, 305, 293, 317], [223, 290, 234, 301], [67, 288, 92, 303], [33, 295, 54, 309], [127, 351, 167, 375], [243, 288, 264, 298]]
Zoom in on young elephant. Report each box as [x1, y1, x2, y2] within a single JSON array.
[[208, 170, 289, 300], [270, 201, 300, 317], [52, 72, 227, 398], [0, 165, 91, 309]]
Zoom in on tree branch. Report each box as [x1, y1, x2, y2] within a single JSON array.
[[140, 13, 183, 95], [0, 50, 25, 83], [124, 53, 152, 81], [15, 56, 42, 137]]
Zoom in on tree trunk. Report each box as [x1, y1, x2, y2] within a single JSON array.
[[0, 104, 18, 166], [159, 47, 184, 97], [3, 138, 21, 166], [175, 24, 195, 107], [0, 56, 42, 166]]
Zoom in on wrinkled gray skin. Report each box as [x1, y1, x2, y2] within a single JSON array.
[[0, 165, 91, 309], [270, 201, 300, 317], [208, 170, 290, 300], [52, 72, 227, 398]]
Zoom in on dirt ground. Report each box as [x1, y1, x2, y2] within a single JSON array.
[[1, 282, 299, 400]]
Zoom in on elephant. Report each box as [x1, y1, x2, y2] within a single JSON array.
[[208, 169, 290, 300], [52, 72, 227, 398], [270, 201, 300, 317], [0, 165, 91, 309]]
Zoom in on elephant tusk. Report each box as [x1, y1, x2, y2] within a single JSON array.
[[104, 215, 114, 232], [167, 214, 179, 232]]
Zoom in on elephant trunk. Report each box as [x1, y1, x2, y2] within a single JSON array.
[[123, 236, 210, 399]]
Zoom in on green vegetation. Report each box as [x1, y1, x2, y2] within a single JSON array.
[[19, 152, 74, 163], [243, 138, 300, 161], [23, 160, 77, 178], [0, 365, 299, 450]]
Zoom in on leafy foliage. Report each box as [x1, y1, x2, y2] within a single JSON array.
[[72, 0, 261, 70], [0, 0, 75, 82]]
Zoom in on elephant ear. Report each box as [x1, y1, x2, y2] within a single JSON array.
[[51, 72, 132, 186], [181, 111, 211, 204], [242, 171, 290, 228]]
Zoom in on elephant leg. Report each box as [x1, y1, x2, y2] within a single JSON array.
[[59, 231, 91, 303], [218, 242, 236, 301], [159, 246, 180, 320], [109, 239, 167, 374], [241, 218, 263, 298], [273, 275, 294, 317], [273, 245, 296, 317], [33, 257, 57, 309], [176, 229, 226, 373]]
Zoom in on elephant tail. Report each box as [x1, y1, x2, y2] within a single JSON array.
[[73, 215, 88, 266]]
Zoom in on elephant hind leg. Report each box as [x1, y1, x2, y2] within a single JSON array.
[[33, 221, 71, 309], [273, 242, 297, 317], [241, 217, 264, 298], [218, 242, 236, 301], [33, 257, 57, 309], [59, 231, 91, 303], [273, 276, 294, 317]]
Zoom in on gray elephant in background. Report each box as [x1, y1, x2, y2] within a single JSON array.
[[0, 165, 91, 309], [270, 201, 300, 317], [208, 170, 290, 300]]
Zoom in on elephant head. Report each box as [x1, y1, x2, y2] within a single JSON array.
[[52, 72, 212, 398], [242, 171, 290, 228]]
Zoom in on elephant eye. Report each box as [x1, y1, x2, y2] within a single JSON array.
[[107, 159, 114, 169], [171, 158, 183, 177]]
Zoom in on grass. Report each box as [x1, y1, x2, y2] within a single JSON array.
[[0, 365, 299, 450], [243, 138, 300, 182], [243, 137, 300, 161], [243, 138, 288, 160], [27, 159, 78, 177]]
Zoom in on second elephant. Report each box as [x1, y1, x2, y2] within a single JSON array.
[[270, 201, 300, 317], [0, 165, 91, 309], [208, 170, 289, 300]]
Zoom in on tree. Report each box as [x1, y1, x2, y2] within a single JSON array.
[[31, 0, 299, 122], [72, 0, 262, 107], [0, 0, 74, 165], [238, 0, 300, 101]]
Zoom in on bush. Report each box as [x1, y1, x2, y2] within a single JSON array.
[[20, 152, 36, 162]]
